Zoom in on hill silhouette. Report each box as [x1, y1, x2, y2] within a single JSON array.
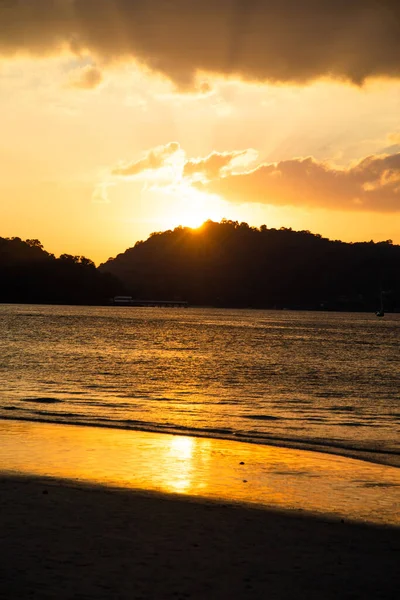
[[2, 224, 399, 310], [99, 220, 400, 312], [0, 237, 123, 305]]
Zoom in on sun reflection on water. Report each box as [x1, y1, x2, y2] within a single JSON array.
[[165, 436, 195, 492], [1, 420, 399, 526]]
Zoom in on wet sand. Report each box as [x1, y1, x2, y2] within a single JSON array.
[[1, 475, 399, 600], [1, 420, 400, 526]]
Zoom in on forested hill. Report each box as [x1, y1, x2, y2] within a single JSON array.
[[100, 220, 400, 311], [0, 237, 122, 304]]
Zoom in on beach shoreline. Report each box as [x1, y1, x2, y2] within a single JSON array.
[[1, 418, 399, 527], [1, 473, 399, 599], [1, 414, 398, 469]]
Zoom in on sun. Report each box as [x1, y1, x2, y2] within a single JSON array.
[[161, 183, 227, 230], [180, 199, 210, 228]]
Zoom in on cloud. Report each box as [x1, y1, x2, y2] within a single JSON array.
[[198, 81, 212, 94], [112, 142, 180, 177], [1, 1, 400, 86], [183, 149, 256, 180], [92, 182, 113, 203], [388, 132, 400, 144], [110, 142, 400, 212], [197, 153, 400, 212], [112, 144, 256, 182], [68, 65, 103, 89]]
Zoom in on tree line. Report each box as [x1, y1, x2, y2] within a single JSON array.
[[0, 237, 123, 304]]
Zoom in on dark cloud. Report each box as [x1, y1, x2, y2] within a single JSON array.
[[68, 65, 103, 89], [197, 153, 400, 212], [183, 150, 250, 180], [1, 1, 400, 86], [112, 142, 180, 176]]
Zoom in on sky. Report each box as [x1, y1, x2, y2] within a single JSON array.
[[1, 0, 400, 264]]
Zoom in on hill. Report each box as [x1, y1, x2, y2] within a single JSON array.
[[99, 220, 400, 311]]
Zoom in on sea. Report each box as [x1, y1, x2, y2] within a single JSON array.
[[1, 304, 399, 467]]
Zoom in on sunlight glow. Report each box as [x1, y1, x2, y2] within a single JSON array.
[[166, 435, 195, 492], [169, 436, 195, 460], [159, 184, 228, 230]]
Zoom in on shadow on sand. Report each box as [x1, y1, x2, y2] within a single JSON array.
[[0, 475, 398, 599]]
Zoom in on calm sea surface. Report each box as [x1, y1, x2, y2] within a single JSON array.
[[1, 305, 399, 466]]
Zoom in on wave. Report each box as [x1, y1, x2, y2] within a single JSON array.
[[336, 422, 367, 427], [21, 397, 64, 404], [241, 414, 283, 421], [0, 413, 398, 469]]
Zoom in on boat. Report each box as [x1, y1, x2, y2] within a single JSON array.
[[376, 289, 385, 317]]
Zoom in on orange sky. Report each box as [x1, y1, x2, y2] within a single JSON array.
[[1, 1, 400, 263]]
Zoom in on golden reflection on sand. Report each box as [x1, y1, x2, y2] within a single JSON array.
[[0, 420, 399, 526], [165, 436, 195, 492]]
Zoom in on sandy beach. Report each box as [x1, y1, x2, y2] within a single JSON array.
[[0, 420, 399, 598], [1, 474, 399, 600]]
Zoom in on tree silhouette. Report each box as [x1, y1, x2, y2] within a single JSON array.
[[0, 237, 124, 305]]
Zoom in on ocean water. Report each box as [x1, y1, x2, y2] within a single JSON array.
[[0, 304, 399, 466]]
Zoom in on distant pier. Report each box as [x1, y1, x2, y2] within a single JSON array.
[[112, 296, 188, 308]]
